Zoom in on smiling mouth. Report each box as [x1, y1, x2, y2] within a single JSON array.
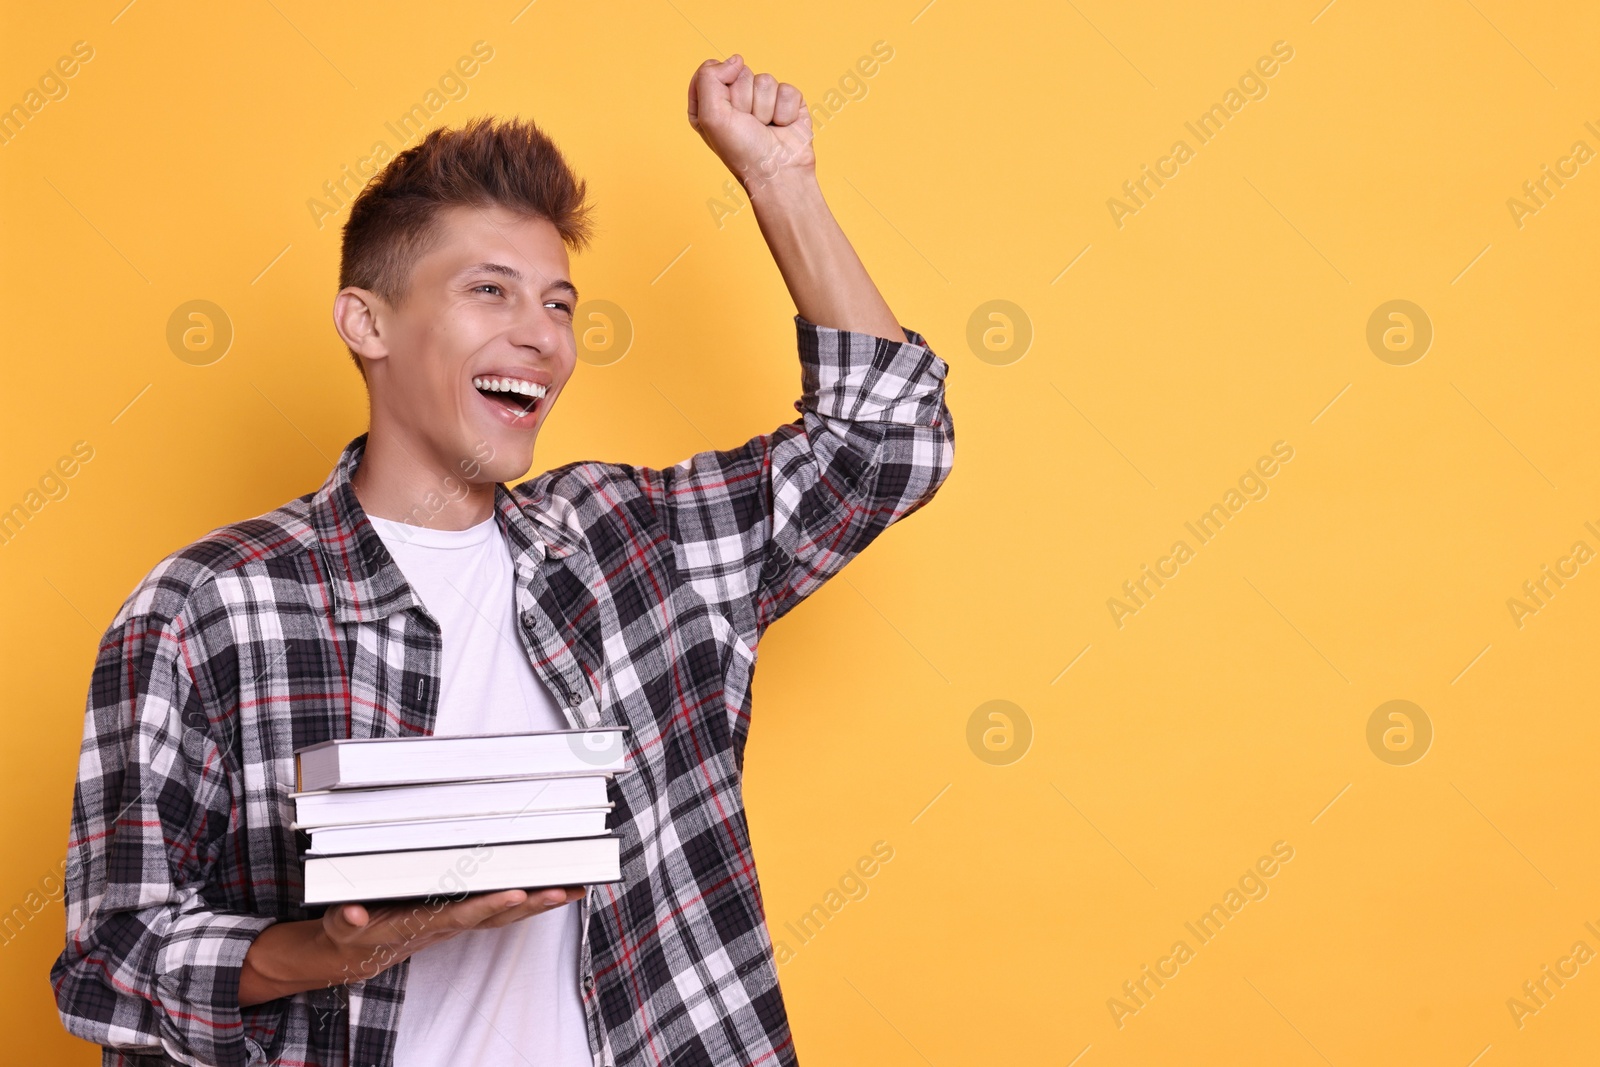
[[473, 376, 548, 420]]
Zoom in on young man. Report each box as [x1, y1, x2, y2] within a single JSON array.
[[52, 54, 953, 1067]]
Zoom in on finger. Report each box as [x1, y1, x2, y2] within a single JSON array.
[[751, 72, 779, 125], [474, 886, 586, 929], [773, 83, 803, 126], [430, 888, 531, 931], [365, 899, 457, 948], [474, 895, 547, 930], [730, 63, 755, 115], [480, 888, 530, 916], [530, 884, 583, 908], [343, 900, 429, 944], [688, 55, 743, 129]]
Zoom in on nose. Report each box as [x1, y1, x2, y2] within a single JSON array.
[[508, 300, 566, 356]]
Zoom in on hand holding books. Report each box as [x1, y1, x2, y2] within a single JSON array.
[[240, 883, 587, 1007], [322, 884, 588, 984], [242, 725, 632, 1006]]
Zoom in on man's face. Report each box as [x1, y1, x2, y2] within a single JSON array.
[[360, 204, 578, 485]]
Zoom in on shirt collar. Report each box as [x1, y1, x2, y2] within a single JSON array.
[[308, 433, 586, 623]]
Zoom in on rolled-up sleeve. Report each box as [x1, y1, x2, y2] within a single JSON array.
[[627, 313, 955, 649], [51, 611, 280, 1067]]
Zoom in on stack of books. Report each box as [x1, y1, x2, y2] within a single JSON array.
[[291, 726, 629, 906]]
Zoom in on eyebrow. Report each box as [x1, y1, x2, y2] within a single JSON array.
[[459, 261, 579, 304]]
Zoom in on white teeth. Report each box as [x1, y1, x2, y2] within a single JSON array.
[[472, 376, 548, 399]]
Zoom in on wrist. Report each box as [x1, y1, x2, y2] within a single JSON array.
[[742, 165, 821, 209], [240, 919, 341, 1006]]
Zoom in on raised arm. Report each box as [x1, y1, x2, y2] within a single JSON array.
[[688, 54, 904, 342], [611, 57, 955, 756]]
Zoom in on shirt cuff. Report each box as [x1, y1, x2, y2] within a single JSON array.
[[792, 312, 949, 425], [152, 908, 281, 1064]]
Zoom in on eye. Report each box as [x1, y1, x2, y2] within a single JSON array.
[[473, 283, 504, 296], [547, 301, 573, 315]]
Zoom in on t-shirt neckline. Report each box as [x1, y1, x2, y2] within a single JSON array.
[[367, 512, 501, 551]]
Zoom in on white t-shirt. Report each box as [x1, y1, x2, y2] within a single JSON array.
[[367, 512, 592, 1067]]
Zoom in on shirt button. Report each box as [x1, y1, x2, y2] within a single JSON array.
[[583, 974, 595, 991]]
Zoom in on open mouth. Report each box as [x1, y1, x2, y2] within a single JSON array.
[[472, 375, 548, 421]]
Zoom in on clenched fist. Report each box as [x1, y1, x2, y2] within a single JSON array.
[[687, 54, 815, 191]]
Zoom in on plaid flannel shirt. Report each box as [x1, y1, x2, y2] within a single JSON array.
[[52, 313, 954, 1067]]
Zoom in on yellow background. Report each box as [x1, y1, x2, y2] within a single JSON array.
[[3, 1, 1597, 1063]]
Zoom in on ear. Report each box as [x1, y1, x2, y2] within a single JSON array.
[[332, 287, 392, 365]]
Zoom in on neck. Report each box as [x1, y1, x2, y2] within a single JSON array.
[[351, 428, 496, 531]]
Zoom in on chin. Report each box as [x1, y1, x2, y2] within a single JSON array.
[[477, 444, 537, 485]]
